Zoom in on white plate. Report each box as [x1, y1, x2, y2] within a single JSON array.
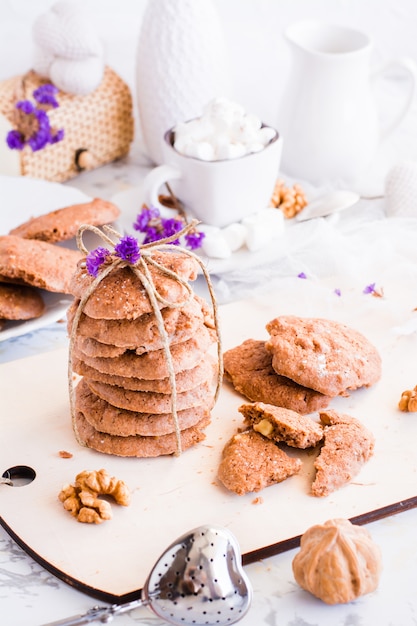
[[111, 186, 289, 275], [0, 175, 90, 342]]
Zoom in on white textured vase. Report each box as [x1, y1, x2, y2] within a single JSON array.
[[135, 0, 232, 165]]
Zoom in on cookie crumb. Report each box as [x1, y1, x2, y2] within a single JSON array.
[[252, 497, 264, 505], [58, 450, 73, 458]]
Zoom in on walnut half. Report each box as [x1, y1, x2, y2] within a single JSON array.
[[398, 386, 417, 412], [58, 469, 130, 524]]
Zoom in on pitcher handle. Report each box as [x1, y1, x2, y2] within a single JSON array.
[[372, 56, 417, 140]]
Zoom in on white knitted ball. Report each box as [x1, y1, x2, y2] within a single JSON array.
[[385, 160, 417, 217]]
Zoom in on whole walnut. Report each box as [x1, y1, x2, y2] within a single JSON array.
[[292, 518, 382, 604]]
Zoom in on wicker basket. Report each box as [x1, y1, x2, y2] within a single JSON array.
[[0, 66, 134, 182]]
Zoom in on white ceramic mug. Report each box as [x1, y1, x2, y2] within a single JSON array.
[[142, 126, 283, 228]]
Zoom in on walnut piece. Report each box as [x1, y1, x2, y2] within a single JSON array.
[[270, 179, 308, 219], [292, 518, 382, 605], [398, 386, 417, 412], [58, 469, 130, 524]]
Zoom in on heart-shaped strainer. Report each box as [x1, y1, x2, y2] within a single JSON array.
[[43, 524, 252, 626]]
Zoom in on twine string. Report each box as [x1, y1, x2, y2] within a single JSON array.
[[133, 259, 182, 454], [69, 221, 223, 457]]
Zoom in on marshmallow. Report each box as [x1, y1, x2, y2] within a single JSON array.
[[258, 126, 277, 144], [222, 222, 247, 252], [242, 208, 285, 252], [246, 142, 264, 153], [201, 231, 232, 259], [197, 210, 284, 258], [185, 141, 215, 161], [244, 220, 273, 252], [173, 97, 277, 161]]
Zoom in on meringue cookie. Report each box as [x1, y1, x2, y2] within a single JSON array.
[[293, 518, 382, 605]]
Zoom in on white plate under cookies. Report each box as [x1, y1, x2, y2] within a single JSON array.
[[0, 175, 90, 342]]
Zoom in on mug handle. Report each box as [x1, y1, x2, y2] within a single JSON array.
[[372, 57, 417, 140], [142, 164, 182, 212]]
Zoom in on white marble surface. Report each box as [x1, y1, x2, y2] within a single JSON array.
[[2, 1, 417, 625]]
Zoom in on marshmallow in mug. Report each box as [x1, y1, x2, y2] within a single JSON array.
[[173, 97, 277, 161]]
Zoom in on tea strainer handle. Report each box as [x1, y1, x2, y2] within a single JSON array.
[[40, 598, 145, 626]]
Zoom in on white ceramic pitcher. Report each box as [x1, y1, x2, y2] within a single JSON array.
[[277, 20, 416, 185]]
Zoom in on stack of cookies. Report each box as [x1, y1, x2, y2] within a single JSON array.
[[68, 249, 219, 458]]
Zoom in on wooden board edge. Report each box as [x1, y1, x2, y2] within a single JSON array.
[[2, 494, 417, 603]]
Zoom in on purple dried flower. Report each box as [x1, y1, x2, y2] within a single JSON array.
[[114, 235, 141, 263], [33, 84, 59, 108], [363, 282, 376, 295], [29, 131, 50, 151], [143, 226, 160, 244], [28, 109, 52, 151], [133, 206, 160, 232], [334, 288, 342, 297], [185, 230, 205, 250], [132, 205, 205, 251], [6, 129, 25, 150], [162, 217, 183, 239], [297, 272, 307, 279], [16, 100, 35, 115], [86, 247, 111, 277], [50, 128, 65, 144], [35, 108, 50, 128], [6, 86, 64, 152]]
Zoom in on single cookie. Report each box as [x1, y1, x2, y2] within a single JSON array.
[[75, 336, 125, 358], [86, 377, 215, 413], [217, 429, 302, 495], [69, 250, 200, 319], [72, 353, 216, 393], [8, 198, 120, 243], [74, 410, 210, 457], [224, 339, 330, 413], [239, 402, 323, 448], [75, 378, 210, 436], [311, 409, 375, 497], [266, 316, 382, 397], [67, 294, 209, 350], [72, 325, 215, 379], [0, 283, 45, 320], [0, 235, 82, 294], [73, 315, 213, 359]]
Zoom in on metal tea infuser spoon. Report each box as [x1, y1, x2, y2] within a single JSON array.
[[42, 524, 252, 626]]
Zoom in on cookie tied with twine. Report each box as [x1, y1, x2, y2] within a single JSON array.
[[68, 220, 222, 457]]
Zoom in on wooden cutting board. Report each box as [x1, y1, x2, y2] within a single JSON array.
[[1, 277, 417, 603]]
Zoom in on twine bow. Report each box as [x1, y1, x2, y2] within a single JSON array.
[[68, 220, 223, 457]]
